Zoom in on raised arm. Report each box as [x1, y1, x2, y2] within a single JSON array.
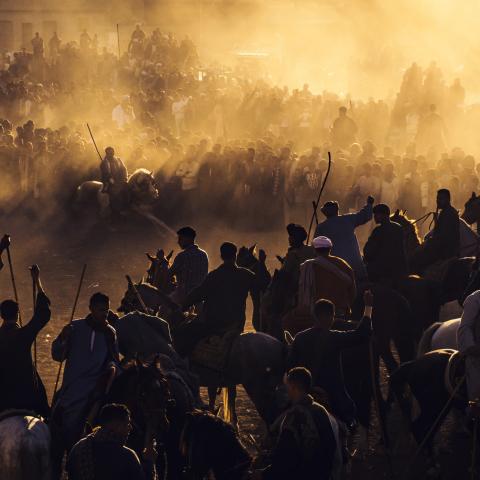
[[350, 196, 374, 227]]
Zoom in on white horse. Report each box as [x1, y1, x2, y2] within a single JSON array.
[[0, 414, 50, 480], [417, 318, 460, 356]]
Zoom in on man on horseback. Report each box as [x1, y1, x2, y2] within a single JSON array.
[[314, 196, 374, 282], [287, 292, 373, 429], [364, 203, 408, 285], [169, 226, 209, 306], [411, 188, 460, 274], [281, 223, 316, 286], [298, 236, 356, 316], [177, 242, 256, 356], [67, 403, 157, 480], [258, 367, 340, 480], [0, 264, 50, 418], [100, 146, 128, 213], [51, 292, 119, 472]]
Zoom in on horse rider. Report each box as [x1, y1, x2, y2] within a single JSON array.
[[458, 289, 480, 415], [178, 242, 257, 356], [169, 226, 209, 306], [315, 196, 374, 283], [257, 367, 340, 480], [281, 223, 316, 286], [297, 236, 356, 317], [100, 146, 128, 213], [411, 188, 460, 274], [0, 264, 50, 418], [51, 292, 119, 478], [363, 203, 408, 286], [287, 292, 373, 430], [67, 403, 157, 480]]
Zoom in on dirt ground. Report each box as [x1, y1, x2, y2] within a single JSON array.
[[0, 214, 476, 479]]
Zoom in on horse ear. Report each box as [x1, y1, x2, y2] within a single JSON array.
[[166, 250, 173, 261], [394, 209, 399, 216], [472, 192, 477, 199], [249, 244, 256, 254]]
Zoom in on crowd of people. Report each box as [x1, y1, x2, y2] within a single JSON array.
[[1, 27, 480, 231]]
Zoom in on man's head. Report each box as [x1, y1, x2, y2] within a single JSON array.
[[220, 242, 237, 263], [98, 403, 131, 443], [177, 226, 196, 249], [321, 201, 339, 219], [0, 299, 19, 324], [313, 298, 335, 329], [89, 292, 110, 324], [339, 106, 347, 117], [373, 203, 390, 224], [105, 146, 115, 159], [312, 236, 333, 256], [436, 189, 451, 210], [286, 223, 307, 247], [285, 367, 312, 403]]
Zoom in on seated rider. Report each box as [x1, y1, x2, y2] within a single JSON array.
[[258, 368, 339, 480], [315, 196, 374, 283], [169, 227, 209, 306], [298, 236, 356, 317], [411, 188, 460, 274], [281, 223, 316, 287], [363, 203, 408, 285], [100, 146, 128, 213], [287, 292, 373, 429], [177, 242, 257, 357], [0, 264, 50, 418]]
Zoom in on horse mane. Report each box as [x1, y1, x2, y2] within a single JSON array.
[[128, 168, 153, 183], [391, 210, 421, 241]]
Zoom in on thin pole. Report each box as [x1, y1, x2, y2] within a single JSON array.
[[6, 246, 22, 326], [86, 123, 102, 161], [32, 276, 37, 368], [126, 275, 148, 313], [307, 151, 332, 244], [52, 264, 87, 399], [117, 24, 121, 59]]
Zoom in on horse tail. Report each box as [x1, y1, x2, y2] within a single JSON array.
[[417, 323, 441, 358], [222, 388, 232, 424]]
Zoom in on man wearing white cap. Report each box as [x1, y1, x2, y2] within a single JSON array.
[[298, 236, 356, 315]]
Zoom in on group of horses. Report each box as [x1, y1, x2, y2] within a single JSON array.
[[4, 193, 480, 479]]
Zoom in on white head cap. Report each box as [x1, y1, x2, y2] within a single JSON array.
[[312, 236, 333, 249]]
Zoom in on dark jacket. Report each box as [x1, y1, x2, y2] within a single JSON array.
[[364, 220, 408, 282], [100, 156, 128, 186], [263, 395, 337, 480], [66, 432, 156, 480], [429, 205, 460, 259], [0, 292, 50, 417], [184, 262, 256, 333], [287, 317, 372, 424]]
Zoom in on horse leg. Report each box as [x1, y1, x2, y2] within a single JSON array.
[[228, 385, 238, 429], [208, 386, 217, 413]]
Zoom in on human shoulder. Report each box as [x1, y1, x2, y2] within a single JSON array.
[[329, 255, 353, 271]]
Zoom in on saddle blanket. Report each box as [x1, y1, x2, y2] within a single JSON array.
[[191, 330, 239, 373]]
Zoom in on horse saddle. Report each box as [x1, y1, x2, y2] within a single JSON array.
[[423, 257, 455, 283], [190, 330, 239, 374], [444, 350, 466, 398]]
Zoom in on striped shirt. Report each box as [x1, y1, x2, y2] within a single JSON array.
[[170, 244, 209, 295]]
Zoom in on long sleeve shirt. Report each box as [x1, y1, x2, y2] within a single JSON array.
[[0, 291, 50, 416], [169, 244, 209, 296], [315, 203, 372, 280]]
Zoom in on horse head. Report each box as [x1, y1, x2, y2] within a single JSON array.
[[180, 411, 251, 479], [127, 168, 159, 205], [462, 192, 480, 226], [391, 209, 421, 256], [236, 245, 258, 270], [109, 360, 172, 442], [146, 248, 175, 293]]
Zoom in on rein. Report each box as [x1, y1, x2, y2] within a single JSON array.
[[412, 211, 436, 230]]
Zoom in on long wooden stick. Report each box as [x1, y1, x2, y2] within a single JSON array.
[[86, 123, 102, 161], [52, 264, 87, 398], [126, 275, 148, 313], [6, 246, 22, 326], [32, 276, 37, 368]]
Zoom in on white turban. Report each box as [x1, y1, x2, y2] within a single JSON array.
[[312, 236, 333, 249]]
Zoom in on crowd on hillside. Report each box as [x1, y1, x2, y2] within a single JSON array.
[[0, 26, 479, 228]]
